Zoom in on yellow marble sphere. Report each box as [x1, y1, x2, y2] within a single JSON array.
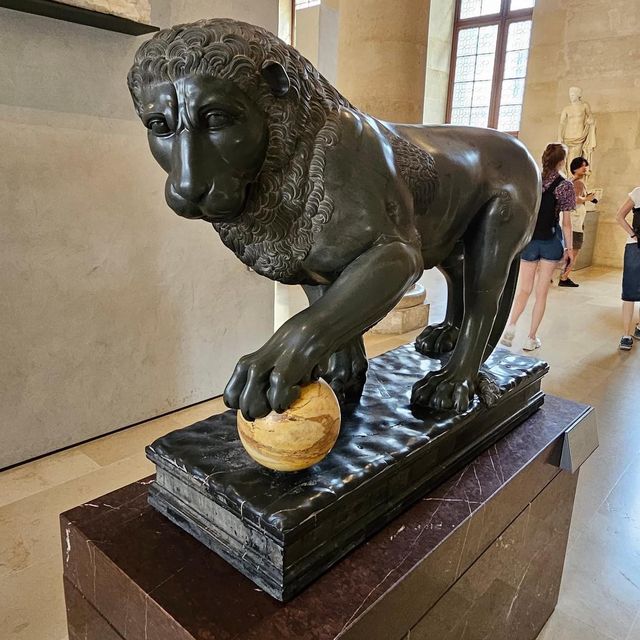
[[237, 379, 341, 472]]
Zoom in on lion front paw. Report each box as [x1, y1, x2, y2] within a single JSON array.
[[323, 338, 368, 405], [415, 322, 459, 356], [411, 369, 476, 413]]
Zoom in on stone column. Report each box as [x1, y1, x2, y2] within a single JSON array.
[[336, 0, 431, 123], [337, 0, 432, 333]]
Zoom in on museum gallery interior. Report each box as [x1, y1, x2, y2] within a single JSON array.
[[1, 0, 640, 638]]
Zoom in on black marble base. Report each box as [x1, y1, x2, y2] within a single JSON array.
[[147, 345, 548, 601]]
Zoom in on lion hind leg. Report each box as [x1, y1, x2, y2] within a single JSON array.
[[415, 242, 464, 356], [412, 194, 524, 412], [482, 254, 520, 361]]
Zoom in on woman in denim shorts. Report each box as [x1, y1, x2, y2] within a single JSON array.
[[501, 143, 575, 351], [615, 187, 640, 350]]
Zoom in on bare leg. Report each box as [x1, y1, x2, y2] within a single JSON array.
[[507, 260, 537, 327], [623, 301, 636, 336], [528, 259, 558, 338]]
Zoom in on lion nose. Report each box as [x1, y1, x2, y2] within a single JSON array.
[[173, 174, 209, 204], [172, 131, 210, 203]]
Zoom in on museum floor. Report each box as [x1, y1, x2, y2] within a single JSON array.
[[0, 265, 638, 640]]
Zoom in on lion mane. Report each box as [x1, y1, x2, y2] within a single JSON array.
[[128, 19, 437, 282]]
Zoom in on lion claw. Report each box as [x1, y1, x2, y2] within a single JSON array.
[[411, 370, 475, 412], [415, 322, 460, 356], [323, 339, 368, 405]]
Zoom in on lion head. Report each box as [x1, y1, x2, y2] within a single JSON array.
[[129, 19, 438, 281], [128, 18, 350, 281]]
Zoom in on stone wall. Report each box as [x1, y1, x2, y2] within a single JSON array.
[[519, 0, 640, 268], [0, 0, 279, 468], [336, 0, 430, 123]]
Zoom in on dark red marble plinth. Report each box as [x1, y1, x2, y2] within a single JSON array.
[[62, 395, 590, 640]]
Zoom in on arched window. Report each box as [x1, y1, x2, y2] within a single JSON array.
[[447, 0, 535, 135]]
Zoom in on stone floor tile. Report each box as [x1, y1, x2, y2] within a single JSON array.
[[538, 608, 618, 640], [0, 456, 153, 579], [0, 556, 67, 640], [0, 449, 100, 508]]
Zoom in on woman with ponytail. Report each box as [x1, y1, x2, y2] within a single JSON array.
[[501, 143, 576, 351]]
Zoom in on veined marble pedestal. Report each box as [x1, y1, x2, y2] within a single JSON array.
[[61, 394, 595, 639]]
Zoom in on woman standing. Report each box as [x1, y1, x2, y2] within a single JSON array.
[[558, 157, 596, 287], [615, 188, 640, 350], [501, 143, 575, 351]]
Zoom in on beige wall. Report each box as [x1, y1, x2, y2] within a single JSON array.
[[423, 0, 454, 124], [336, 0, 430, 123], [0, 0, 279, 468], [519, 0, 640, 268]]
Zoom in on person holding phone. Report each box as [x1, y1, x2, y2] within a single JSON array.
[[559, 156, 597, 287], [501, 143, 575, 351], [615, 187, 640, 350]]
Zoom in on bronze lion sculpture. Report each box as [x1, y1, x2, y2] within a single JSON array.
[[128, 19, 541, 420]]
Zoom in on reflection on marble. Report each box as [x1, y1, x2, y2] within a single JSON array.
[[62, 395, 589, 639]]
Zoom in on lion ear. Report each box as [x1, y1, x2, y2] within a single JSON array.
[[261, 60, 290, 97]]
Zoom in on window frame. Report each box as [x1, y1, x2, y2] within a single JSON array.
[[446, 0, 535, 135]]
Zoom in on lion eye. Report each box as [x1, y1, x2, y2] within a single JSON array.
[[147, 117, 171, 136], [205, 111, 233, 130]]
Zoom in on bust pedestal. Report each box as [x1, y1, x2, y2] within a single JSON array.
[[370, 283, 429, 334]]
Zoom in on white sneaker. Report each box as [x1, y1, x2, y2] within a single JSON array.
[[500, 325, 516, 347], [523, 337, 541, 351]]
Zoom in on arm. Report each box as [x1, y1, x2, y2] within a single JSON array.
[[585, 103, 596, 149], [558, 109, 567, 141], [224, 239, 424, 419], [616, 197, 636, 238], [557, 181, 576, 267], [585, 102, 595, 126], [561, 210, 574, 270], [573, 179, 591, 205]]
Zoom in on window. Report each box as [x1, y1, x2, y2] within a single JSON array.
[[447, 0, 535, 135], [295, 0, 320, 9]]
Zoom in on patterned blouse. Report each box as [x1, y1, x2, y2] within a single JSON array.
[[543, 170, 576, 213]]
